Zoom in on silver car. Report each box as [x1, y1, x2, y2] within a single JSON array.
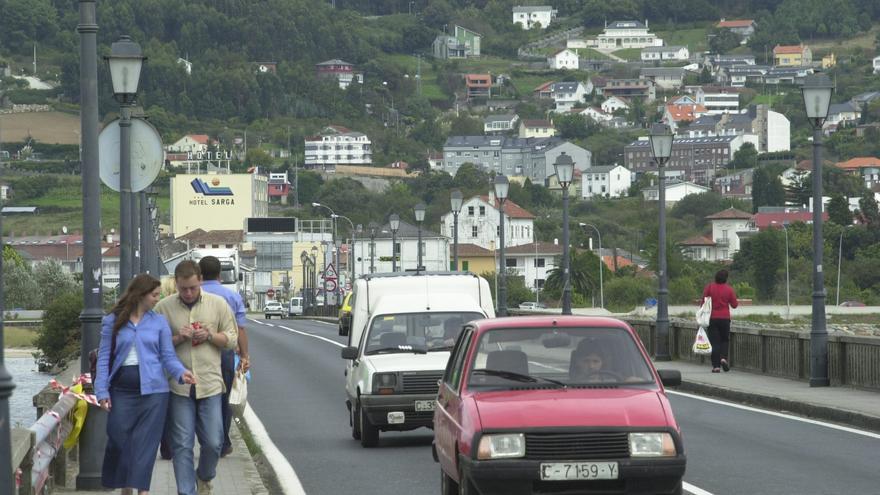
[[263, 300, 287, 319]]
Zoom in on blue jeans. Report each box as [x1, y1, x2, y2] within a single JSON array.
[[168, 392, 223, 495]]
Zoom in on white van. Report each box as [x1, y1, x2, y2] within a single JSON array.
[[340, 272, 494, 447], [288, 297, 304, 316]]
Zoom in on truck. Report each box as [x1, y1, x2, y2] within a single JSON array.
[[189, 248, 242, 294], [340, 271, 495, 448]]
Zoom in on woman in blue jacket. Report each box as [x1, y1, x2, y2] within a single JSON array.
[[95, 274, 196, 495]]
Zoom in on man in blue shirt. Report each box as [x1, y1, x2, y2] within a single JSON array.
[[198, 256, 250, 457]]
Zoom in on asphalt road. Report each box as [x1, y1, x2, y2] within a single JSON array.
[[246, 317, 880, 495]]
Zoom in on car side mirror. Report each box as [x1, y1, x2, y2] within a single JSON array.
[[339, 314, 351, 337], [341, 346, 358, 360], [657, 369, 681, 387]]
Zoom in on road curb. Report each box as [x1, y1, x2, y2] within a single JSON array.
[[678, 380, 880, 433]]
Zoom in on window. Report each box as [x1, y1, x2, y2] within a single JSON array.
[[479, 206, 486, 216], [462, 261, 470, 271], [443, 328, 473, 392], [468, 206, 475, 216], [506, 258, 517, 268], [471, 226, 478, 237], [534, 258, 545, 267]]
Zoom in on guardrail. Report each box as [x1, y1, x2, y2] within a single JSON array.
[[624, 317, 880, 391], [11, 379, 77, 493]]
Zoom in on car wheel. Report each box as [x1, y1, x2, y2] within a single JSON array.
[[440, 469, 458, 495], [350, 404, 361, 440], [358, 403, 379, 448], [458, 468, 476, 495]]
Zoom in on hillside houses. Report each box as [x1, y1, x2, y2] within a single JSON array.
[[441, 136, 591, 182], [512, 5, 556, 30], [433, 25, 481, 59]]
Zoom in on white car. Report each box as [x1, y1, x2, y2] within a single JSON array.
[[518, 301, 547, 310], [263, 300, 287, 319]]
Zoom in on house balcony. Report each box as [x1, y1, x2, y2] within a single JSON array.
[[714, 238, 730, 246]]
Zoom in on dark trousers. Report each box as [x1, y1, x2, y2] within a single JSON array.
[[220, 349, 235, 450], [707, 318, 731, 368]]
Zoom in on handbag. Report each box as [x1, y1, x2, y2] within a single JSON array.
[[696, 296, 712, 328], [692, 326, 712, 355], [228, 370, 248, 415]]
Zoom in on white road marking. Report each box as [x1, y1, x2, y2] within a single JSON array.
[[264, 323, 276, 327], [684, 481, 715, 495], [279, 325, 345, 348], [306, 319, 336, 326], [242, 404, 307, 495], [669, 390, 880, 440]]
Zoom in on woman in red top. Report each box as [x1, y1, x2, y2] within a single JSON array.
[[702, 269, 738, 373]]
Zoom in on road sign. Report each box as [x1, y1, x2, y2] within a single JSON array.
[[324, 279, 337, 292], [267, 288, 276, 298], [324, 263, 338, 279], [98, 117, 164, 192]]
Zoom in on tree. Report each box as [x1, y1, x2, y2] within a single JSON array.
[[858, 192, 880, 228], [708, 27, 743, 54], [751, 167, 785, 212], [736, 231, 784, 301], [34, 291, 83, 370], [671, 192, 745, 229], [34, 260, 78, 303], [554, 114, 590, 140], [784, 170, 811, 207], [730, 142, 758, 170], [4, 262, 40, 309], [453, 163, 492, 191], [827, 193, 853, 225], [449, 115, 483, 136]]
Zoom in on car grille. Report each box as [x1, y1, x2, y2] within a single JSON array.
[[525, 432, 629, 460], [401, 372, 443, 394]]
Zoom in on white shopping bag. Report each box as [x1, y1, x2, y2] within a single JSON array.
[[696, 296, 712, 328], [229, 370, 248, 415], [692, 326, 712, 355]]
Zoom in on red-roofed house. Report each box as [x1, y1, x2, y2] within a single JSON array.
[[465, 74, 492, 100], [835, 157, 880, 189], [773, 44, 812, 67], [533, 81, 555, 99], [663, 103, 708, 132], [440, 193, 536, 251], [753, 210, 828, 230], [716, 19, 756, 39]]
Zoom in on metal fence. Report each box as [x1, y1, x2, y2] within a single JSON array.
[[625, 318, 880, 391]]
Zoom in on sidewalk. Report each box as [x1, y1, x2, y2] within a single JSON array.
[[56, 416, 269, 495], [656, 359, 880, 432]]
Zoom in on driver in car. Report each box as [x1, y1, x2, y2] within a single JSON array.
[[429, 317, 463, 349], [571, 340, 643, 383]]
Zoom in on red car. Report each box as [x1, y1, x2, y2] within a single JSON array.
[[433, 316, 685, 495]]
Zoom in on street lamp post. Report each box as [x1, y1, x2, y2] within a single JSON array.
[[802, 73, 834, 387], [313, 202, 340, 308], [554, 154, 575, 315], [356, 223, 363, 277], [772, 221, 791, 318], [77, 1, 107, 488], [493, 176, 509, 316], [450, 189, 463, 271], [368, 222, 378, 273], [0, 211, 15, 493], [333, 213, 357, 288], [414, 203, 426, 271], [389, 214, 400, 272], [579, 223, 604, 309], [650, 123, 674, 361], [310, 246, 318, 313], [105, 35, 145, 291]]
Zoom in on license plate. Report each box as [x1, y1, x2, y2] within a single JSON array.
[[414, 400, 435, 411], [540, 462, 618, 481]]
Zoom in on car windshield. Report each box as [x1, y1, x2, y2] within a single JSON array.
[[467, 326, 655, 389], [364, 311, 484, 355]]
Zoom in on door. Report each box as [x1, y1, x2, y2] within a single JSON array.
[[435, 327, 474, 478]]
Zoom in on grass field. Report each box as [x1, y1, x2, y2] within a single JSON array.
[[611, 48, 642, 61], [3, 326, 37, 348], [655, 28, 709, 53], [0, 111, 81, 145], [809, 25, 880, 53]]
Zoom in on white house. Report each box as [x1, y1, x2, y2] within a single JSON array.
[[548, 49, 579, 70], [513, 5, 556, 30], [518, 119, 556, 139], [503, 242, 563, 290], [681, 207, 754, 261], [304, 125, 372, 169], [440, 193, 535, 251], [574, 106, 613, 125], [601, 96, 630, 113], [874, 55, 880, 74], [824, 102, 861, 132], [483, 114, 519, 134], [640, 45, 689, 62], [551, 81, 588, 112], [351, 220, 449, 273], [596, 20, 663, 50], [168, 134, 210, 153], [177, 57, 192, 75], [641, 180, 710, 205], [581, 165, 633, 199]]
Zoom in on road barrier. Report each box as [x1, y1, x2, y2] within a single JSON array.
[[624, 318, 880, 391]]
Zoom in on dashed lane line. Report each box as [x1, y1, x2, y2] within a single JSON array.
[[684, 482, 714, 495]]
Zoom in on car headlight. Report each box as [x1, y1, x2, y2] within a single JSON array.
[[629, 432, 676, 457], [372, 373, 398, 395], [477, 433, 526, 460]]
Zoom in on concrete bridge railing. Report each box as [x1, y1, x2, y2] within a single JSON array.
[[624, 317, 880, 391]]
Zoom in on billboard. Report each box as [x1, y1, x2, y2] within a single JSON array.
[[171, 173, 268, 237]]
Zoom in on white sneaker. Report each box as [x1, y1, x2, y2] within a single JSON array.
[[197, 479, 213, 495]]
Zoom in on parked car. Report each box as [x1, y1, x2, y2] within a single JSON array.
[[433, 316, 685, 495], [263, 300, 287, 319], [338, 292, 353, 336], [289, 297, 304, 316], [839, 301, 866, 307], [518, 301, 547, 310]]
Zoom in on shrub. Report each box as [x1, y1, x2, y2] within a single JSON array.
[[34, 291, 83, 371]]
